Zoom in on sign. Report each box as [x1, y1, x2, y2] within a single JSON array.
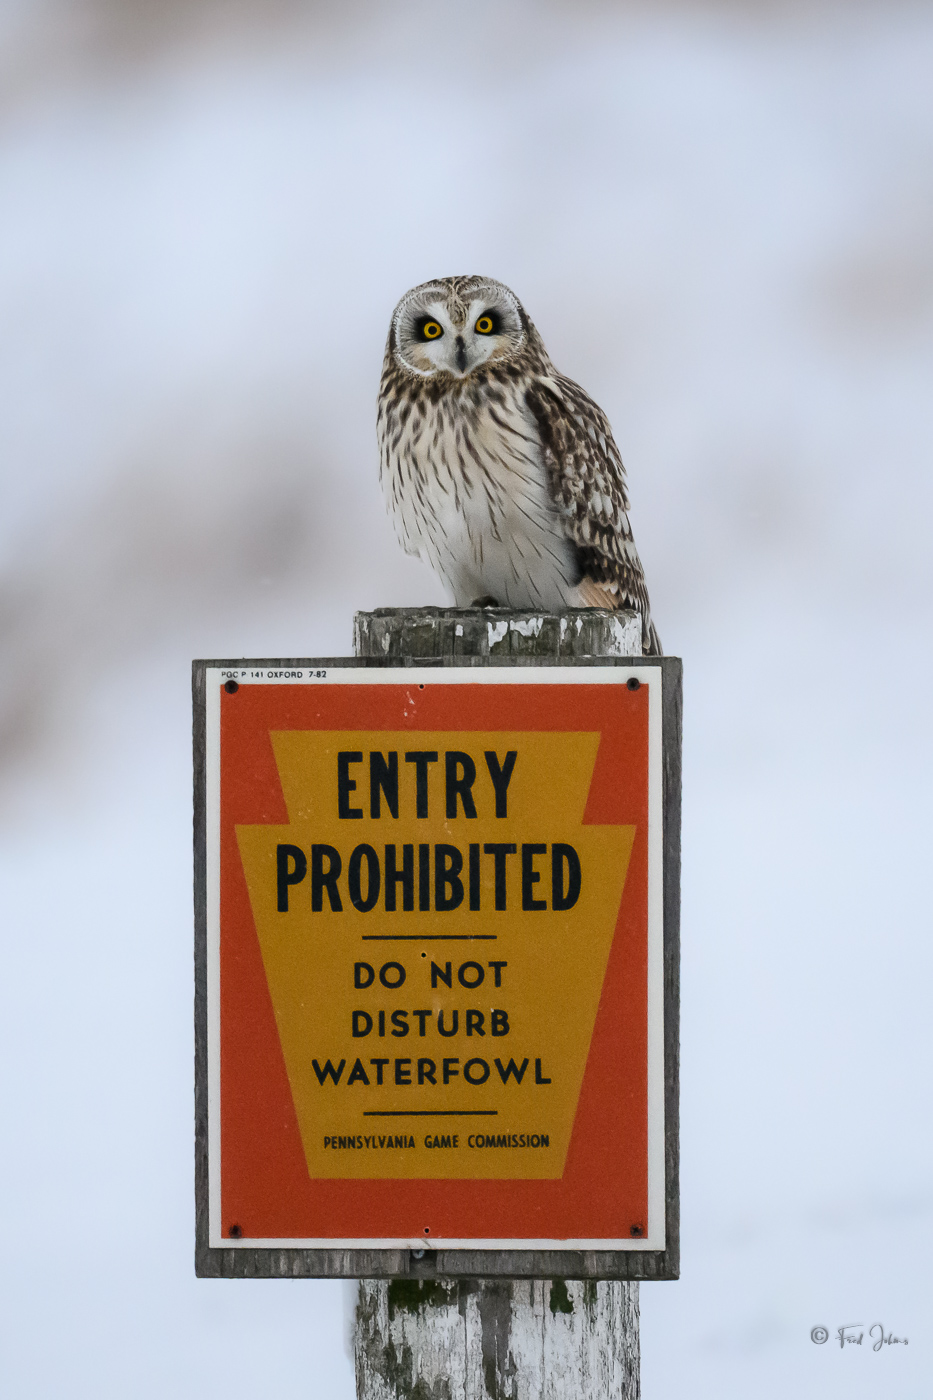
[[194, 658, 679, 1276]]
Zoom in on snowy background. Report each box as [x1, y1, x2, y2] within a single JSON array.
[[1, 1, 931, 1396]]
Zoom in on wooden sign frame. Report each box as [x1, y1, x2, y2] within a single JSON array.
[[194, 650, 680, 1280]]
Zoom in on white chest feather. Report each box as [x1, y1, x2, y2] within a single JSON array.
[[379, 383, 582, 609]]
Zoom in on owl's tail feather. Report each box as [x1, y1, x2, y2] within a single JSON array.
[[643, 616, 663, 657], [575, 575, 662, 656]]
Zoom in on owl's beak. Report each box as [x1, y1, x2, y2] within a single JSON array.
[[454, 336, 469, 374]]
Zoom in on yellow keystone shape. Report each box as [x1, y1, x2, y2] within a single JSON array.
[[236, 730, 634, 1180]]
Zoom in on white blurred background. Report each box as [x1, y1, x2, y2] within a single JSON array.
[[1, 1, 930, 1395]]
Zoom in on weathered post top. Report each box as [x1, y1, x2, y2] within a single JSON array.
[[353, 606, 644, 661]]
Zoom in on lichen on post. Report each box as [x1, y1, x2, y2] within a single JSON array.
[[355, 1275, 639, 1400]]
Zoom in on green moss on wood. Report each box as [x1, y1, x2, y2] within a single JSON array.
[[388, 1278, 455, 1318]]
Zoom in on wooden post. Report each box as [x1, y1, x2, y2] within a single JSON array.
[[355, 1276, 638, 1400], [351, 606, 645, 1400]]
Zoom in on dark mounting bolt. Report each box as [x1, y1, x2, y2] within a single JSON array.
[[626, 677, 640, 691], [630, 1224, 643, 1236], [229, 1224, 243, 1238], [224, 680, 239, 694], [424, 1226, 430, 1234]]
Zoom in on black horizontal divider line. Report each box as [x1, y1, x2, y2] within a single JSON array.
[[362, 1110, 499, 1117], [360, 935, 497, 941]]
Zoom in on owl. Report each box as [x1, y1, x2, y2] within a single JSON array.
[[377, 275, 661, 655]]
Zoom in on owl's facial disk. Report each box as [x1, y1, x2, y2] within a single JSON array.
[[393, 286, 524, 379]]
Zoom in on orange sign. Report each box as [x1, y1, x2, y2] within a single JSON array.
[[204, 665, 666, 1251]]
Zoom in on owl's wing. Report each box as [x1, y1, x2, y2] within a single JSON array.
[[525, 373, 661, 655]]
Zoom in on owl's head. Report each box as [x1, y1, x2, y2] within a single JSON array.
[[389, 275, 528, 380]]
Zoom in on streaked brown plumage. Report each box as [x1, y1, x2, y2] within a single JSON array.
[[377, 275, 660, 655]]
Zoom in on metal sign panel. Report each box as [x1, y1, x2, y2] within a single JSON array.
[[194, 656, 680, 1278]]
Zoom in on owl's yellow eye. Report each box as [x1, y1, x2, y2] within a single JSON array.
[[475, 315, 495, 335], [422, 320, 443, 340]]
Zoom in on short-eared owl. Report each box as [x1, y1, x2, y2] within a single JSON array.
[[377, 275, 660, 655]]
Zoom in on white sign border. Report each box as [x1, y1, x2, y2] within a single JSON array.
[[205, 664, 665, 1253]]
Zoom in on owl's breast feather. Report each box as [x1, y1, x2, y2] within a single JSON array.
[[379, 380, 582, 609]]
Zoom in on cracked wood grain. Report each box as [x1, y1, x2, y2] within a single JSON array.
[[355, 1277, 640, 1400]]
